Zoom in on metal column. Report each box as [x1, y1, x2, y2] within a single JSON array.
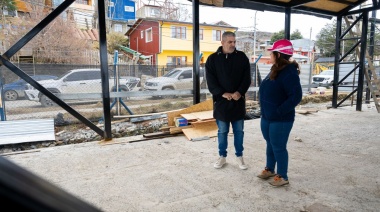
[[98, 0, 112, 140], [192, 0, 201, 104], [284, 7, 291, 40]]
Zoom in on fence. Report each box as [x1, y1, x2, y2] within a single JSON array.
[[1, 62, 375, 123]]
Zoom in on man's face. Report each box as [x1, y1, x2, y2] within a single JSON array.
[[221, 35, 236, 54]]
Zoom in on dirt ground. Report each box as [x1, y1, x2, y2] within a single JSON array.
[[3, 102, 380, 212]]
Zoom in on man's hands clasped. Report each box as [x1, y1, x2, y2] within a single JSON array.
[[222, 91, 241, 101]]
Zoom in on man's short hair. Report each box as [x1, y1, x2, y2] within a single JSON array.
[[222, 31, 236, 40]]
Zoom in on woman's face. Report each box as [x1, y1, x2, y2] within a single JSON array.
[[270, 52, 277, 64]]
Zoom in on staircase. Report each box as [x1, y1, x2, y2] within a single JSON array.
[[344, 16, 380, 113]]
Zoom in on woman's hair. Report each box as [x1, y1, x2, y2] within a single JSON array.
[[269, 51, 301, 80]]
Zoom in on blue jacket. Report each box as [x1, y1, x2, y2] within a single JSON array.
[[259, 63, 302, 122], [205, 46, 251, 122]]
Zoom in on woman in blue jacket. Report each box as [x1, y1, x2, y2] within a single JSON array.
[[257, 39, 303, 187]]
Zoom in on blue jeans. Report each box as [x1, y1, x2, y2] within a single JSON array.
[[260, 118, 294, 180], [216, 119, 244, 157]]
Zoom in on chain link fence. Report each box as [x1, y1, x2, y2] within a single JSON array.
[[0, 63, 212, 123]]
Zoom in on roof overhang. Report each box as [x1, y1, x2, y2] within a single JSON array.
[[189, 0, 380, 19]]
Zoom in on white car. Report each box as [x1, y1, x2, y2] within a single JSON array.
[[144, 67, 205, 98], [25, 68, 140, 107], [312, 64, 359, 87], [312, 70, 334, 86]]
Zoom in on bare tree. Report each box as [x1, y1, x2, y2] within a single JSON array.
[[6, 9, 94, 64]]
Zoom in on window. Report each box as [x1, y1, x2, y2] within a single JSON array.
[[167, 56, 187, 65], [179, 70, 192, 79], [114, 24, 122, 32], [146, 28, 152, 42], [141, 31, 144, 39], [171, 26, 186, 39], [76, 0, 89, 5], [65, 71, 100, 81], [124, 6, 134, 12], [212, 30, 224, 41], [199, 29, 203, 40]]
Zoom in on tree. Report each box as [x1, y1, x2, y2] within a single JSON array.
[[316, 18, 380, 57], [106, 32, 129, 54], [0, 0, 16, 17], [270, 29, 304, 43], [291, 29, 303, 40], [315, 21, 337, 57], [270, 30, 285, 43], [0, 0, 16, 27]]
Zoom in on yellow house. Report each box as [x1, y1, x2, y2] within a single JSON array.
[[126, 18, 238, 66]]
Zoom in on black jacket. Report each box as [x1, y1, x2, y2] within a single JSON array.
[[205, 46, 251, 122]]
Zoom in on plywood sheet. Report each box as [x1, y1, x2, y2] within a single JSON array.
[[182, 120, 218, 141], [190, 110, 213, 120], [179, 113, 198, 120], [167, 99, 213, 126]]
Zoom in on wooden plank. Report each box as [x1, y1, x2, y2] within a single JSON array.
[[130, 114, 166, 123], [169, 125, 193, 134], [182, 120, 218, 141], [159, 126, 171, 132], [179, 113, 198, 120], [190, 110, 214, 120], [114, 109, 182, 119], [190, 119, 216, 126], [143, 131, 171, 138], [167, 99, 213, 126]]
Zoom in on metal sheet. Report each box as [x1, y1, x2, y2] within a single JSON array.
[[0, 119, 55, 145]]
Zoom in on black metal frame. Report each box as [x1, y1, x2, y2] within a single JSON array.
[[191, 0, 380, 111], [0, 0, 112, 139], [1, 0, 379, 139]]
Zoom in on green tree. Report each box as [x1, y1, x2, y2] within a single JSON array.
[[0, 0, 16, 26], [315, 21, 337, 57], [270, 29, 304, 43], [0, 0, 16, 16], [291, 29, 303, 40]]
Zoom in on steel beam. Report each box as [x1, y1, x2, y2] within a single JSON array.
[[356, 11, 369, 111], [192, 0, 201, 104], [98, 0, 112, 140]]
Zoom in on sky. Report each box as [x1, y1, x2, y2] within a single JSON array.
[[199, 7, 334, 40]]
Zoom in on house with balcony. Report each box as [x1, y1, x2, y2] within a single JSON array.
[[125, 18, 238, 67]]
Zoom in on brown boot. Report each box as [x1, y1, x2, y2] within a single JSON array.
[[269, 175, 289, 187], [257, 167, 276, 179]]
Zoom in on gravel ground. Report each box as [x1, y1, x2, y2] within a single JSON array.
[[2, 102, 380, 212]]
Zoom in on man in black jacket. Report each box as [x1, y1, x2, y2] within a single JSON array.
[[205, 31, 251, 170]]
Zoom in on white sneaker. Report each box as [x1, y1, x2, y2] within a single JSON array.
[[214, 156, 226, 169], [236, 156, 248, 170]]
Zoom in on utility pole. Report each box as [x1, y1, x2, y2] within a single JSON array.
[[253, 11, 258, 62], [308, 27, 313, 92]]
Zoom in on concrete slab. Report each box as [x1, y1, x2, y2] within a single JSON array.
[[3, 104, 380, 211]]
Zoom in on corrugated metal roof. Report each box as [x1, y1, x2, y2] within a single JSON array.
[[0, 119, 55, 145]]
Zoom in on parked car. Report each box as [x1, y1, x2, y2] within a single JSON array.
[[24, 69, 140, 107], [143, 67, 205, 99], [2, 75, 58, 101], [312, 64, 358, 87], [312, 70, 334, 86]]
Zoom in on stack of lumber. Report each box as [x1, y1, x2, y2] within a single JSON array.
[[143, 99, 218, 141]]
